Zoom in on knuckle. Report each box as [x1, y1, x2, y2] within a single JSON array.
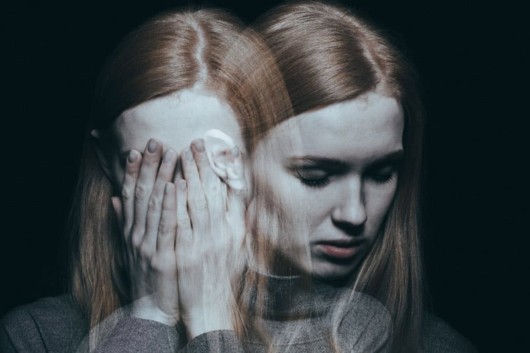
[[130, 227, 142, 239], [150, 257, 161, 271], [177, 216, 190, 229], [130, 233, 143, 249], [151, 256, 176, 273], [158, 219, 173, 235], [121, 187, 132, 200], [139, 243, 153, 259], [148, 196, 161, 213], [135, 184, 149, 200]]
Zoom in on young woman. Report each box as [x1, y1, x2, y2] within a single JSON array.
[[1, 2, 477, 353], [240, 1, 477, 352], [0, 7, 292, 352], [163, 2, 476, 353]]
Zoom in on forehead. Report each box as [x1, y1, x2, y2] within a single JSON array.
[[260, 92, 404, 160], [112, 89, 242, 154]]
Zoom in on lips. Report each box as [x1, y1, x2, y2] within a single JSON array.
[[315, 240, 364, 260]]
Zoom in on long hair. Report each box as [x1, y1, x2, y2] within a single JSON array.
[[67, 8, 292, 330], [252, 2, 426, 352]]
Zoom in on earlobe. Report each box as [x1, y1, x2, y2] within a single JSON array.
[[204, 129, 246, 191]]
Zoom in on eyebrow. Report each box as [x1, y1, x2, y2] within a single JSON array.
[[366, 150, 404, 169], [287, 149, 404, 170], [286, 156, 349, 170]]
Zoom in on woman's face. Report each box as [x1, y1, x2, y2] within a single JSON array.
[[250, 91, 404, 281], [100, 89, 244, 185]]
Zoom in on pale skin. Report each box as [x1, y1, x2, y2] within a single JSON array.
[[94, 89, 247, 339], [93, 89, 404, 340], [176, 140, 246, 338], [250, 91, 404, 281]]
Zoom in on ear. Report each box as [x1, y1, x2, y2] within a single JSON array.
[[91, 128, 115, 182], [203, 129, 246, 191]]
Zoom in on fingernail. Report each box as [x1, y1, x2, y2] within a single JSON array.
[[163, 149, 175, 163], [177, 180, 187, 190], [191, 139, 205, 152], [230, 146, 240, 158], [147, 139, 158, 153], [128, 150, 139, 163]]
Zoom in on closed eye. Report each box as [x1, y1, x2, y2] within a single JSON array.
[[287, 157, 348, 189], [366, 166, 397, 184], [294, 167, 331, 188], [365, 153, 402, 185]]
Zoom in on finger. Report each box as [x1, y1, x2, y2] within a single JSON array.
[[181, 147, 209, 234], [143, 148, 178, 253], [176, 179, 192, 246], [122, 150, 142, 237], [132, 139, 163, 245], [111, 196, 124, 233], [157, 148, 179, 183], [191, 139, 224, 221], [156, 182, 178, 253]]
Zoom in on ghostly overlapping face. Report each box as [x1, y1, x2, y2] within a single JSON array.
[[250, 91, 404, 281], [97, 89, 244, 185]]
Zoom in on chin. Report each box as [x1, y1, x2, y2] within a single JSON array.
[[308, 259, 359, 285]]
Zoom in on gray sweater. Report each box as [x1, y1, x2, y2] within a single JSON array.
[[1, 276, 476, 352]]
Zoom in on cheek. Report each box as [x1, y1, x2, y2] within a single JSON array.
[[366, 183, 398, 227], [269, 178, 332, 240], [254, 168, 299, 212], [251, 166, 311, 230]]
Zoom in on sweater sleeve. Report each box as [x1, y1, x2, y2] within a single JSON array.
[[92, 317, 183, 353], [0, 307, 46, 353], [0, 295, 186, 353], [1, 295, 86, 353], [179, 330, 245, 353]]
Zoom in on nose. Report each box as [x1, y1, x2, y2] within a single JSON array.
[[331, 177, 367, 230]]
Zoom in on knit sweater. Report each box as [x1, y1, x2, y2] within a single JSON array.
[[1, 276, 476, 352]]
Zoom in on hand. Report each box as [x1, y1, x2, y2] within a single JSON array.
[[111, 139, 180, 326], [175, 139, 247, 339]]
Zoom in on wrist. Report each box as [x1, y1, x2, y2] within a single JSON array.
[[182, 308, 233, 340], [130, 295, 178, 327]]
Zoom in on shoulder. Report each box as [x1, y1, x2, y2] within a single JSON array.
[[338, 291, 392, 348], [422, 314, 477, 353], [1, 294, 87, 352], [343, 291, 392, 324]]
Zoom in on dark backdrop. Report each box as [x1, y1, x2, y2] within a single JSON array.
[[2, 1, 527, 352]]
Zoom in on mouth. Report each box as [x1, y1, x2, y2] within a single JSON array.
[[314, 240, 365, 261]]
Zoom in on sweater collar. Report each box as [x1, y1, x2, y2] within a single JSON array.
[[250, 271, 350, 320]]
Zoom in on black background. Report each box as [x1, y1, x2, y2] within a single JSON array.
[[1, 1, 527, 352]]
